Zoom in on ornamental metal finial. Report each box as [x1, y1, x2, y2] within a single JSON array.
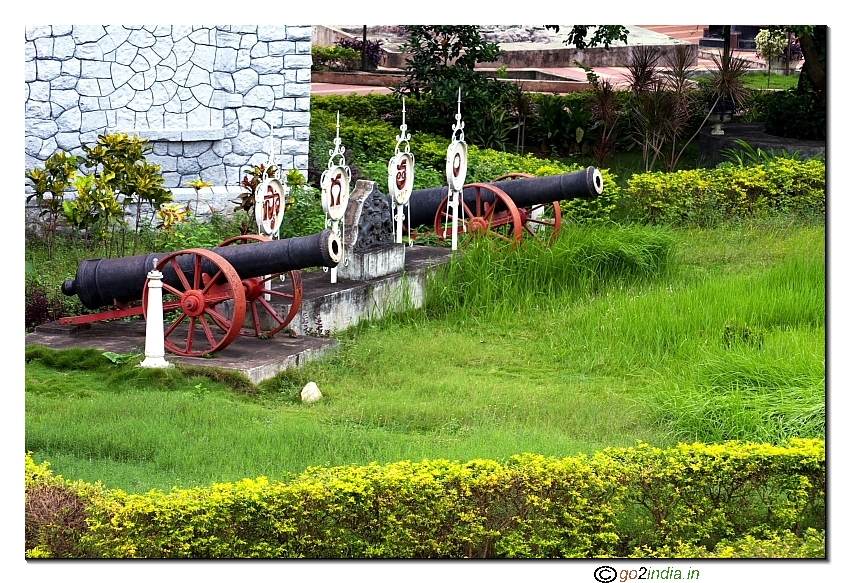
[[451, 87, 465, 143], [327, 111, 347, 169], [394, 97, 411, 155]]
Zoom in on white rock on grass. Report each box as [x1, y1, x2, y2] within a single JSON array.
[[301, 381, 322, 403]]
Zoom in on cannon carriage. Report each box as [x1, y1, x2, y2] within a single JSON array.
[[60, 230, 342, 357], [403, 166, 604, 245]]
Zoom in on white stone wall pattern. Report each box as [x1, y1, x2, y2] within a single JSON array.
[[24, 24, 313, 215]]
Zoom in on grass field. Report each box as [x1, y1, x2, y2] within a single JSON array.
[[25, 219, 825, 493]]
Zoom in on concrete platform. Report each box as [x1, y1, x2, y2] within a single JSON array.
[[25, 245, 452, 384]]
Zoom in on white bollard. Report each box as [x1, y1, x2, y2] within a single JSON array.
[[395, 205, 404, 245], [450, 189, 459, 251], [139, 260, 171, 368]]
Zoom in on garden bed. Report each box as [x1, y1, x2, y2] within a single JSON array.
[[699, 122, 826, 167]]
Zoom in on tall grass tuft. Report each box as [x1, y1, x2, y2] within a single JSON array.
[[424, 226, 676, 318], [658, 348, 825, 443]]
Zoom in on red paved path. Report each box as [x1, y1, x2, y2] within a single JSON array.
[[310, 25, 788, 96]]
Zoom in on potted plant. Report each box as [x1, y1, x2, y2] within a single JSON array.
[[705, 49, 750, 135]]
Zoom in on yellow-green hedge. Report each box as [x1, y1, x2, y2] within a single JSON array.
[[25, 438, 824, 558], [625, 159, 825, 224]]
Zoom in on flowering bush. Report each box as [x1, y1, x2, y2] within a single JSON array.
[[335, 37, 386, 69], [756, 29, 803, 63]]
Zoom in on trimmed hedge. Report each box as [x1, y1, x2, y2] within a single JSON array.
[[624, 158, 825, 225], [26, 438, 824, 558]]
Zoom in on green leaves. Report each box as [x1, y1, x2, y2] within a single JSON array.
[[102, 351, 142, 365], [26, 439, 824, 557], [625, 160, 825, 225]]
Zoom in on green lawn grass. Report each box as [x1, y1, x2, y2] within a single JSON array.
[[741, 70, 800, 91], [25, 219, 824, 493]]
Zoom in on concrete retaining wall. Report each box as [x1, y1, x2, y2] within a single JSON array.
[[382, 43, 698, 70]]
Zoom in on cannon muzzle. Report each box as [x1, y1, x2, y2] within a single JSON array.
[[405, 166, 603, 229], [62, 229, 342, 310]]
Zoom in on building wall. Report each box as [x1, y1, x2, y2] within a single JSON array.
[[24, 25, 313, 213]]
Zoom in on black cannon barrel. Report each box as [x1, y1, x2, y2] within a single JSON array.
[[62, 230, 342, 310], [405, 166, 603, 229]]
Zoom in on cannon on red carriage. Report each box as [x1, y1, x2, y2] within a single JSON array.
[[404, 166, 603, 244], [60, 230, 342, 357]]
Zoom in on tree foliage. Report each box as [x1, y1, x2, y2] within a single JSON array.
[[545, 25, 630, 49], [789, 25, 826, 100], [395, 25, 502, 98], [394, 26, 518, 148]]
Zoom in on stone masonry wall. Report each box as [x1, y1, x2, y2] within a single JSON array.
[[24, 25, 313, 215]]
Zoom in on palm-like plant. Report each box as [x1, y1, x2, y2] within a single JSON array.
[[707, 50, 751, 116]]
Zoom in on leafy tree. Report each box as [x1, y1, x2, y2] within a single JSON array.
[[394, 26, 517, 148], [82, 133, 172, 254], [784, 25, 825, 100], [545, 25, 630, 49], [396, 25, 502, 98]]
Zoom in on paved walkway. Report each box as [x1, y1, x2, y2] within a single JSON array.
[[310, 25, 793, 96]]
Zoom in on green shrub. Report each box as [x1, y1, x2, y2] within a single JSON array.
[[25, 454, 104, 558], [278, 185, 326, 239], [629, 528, 824, 558], [25, 439, 823, 558], [604, 439, 825, 553], [624, 159, 824, 224], [763, 90, 826, 141], [311, 45, 360, 71], [157, 213, 241, 252]]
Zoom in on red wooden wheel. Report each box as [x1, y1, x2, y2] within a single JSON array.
[[434, 183, 523, 247], [494, 173, 562, 242], [493, 173, 534, 181], [519, 201, 562, 242], [216, 235, 303, 338], [143, 248, 246, 357]]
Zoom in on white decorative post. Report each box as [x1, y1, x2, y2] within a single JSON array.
[[388, 97, 415, 245], [253, 126, 289, 300], [139, 258, 171, 368], [321, 112, 351, 284], [445, 88, 468, 252]]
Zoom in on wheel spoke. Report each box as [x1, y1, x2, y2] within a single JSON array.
[[184, 316, 198, 353], [162, 283, 184, 298], [204, 306, 232, 331], [264, 288, 295, 301], [248, 301, 264, 336], [201, 268, 223, 294], [164, 312, 188, 338], [168, 256, 192, 291], [256, 297, 286, 325], [461, 199, 474, 219], [192, 255, 202, 289], [198, 314, 218, 349]]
